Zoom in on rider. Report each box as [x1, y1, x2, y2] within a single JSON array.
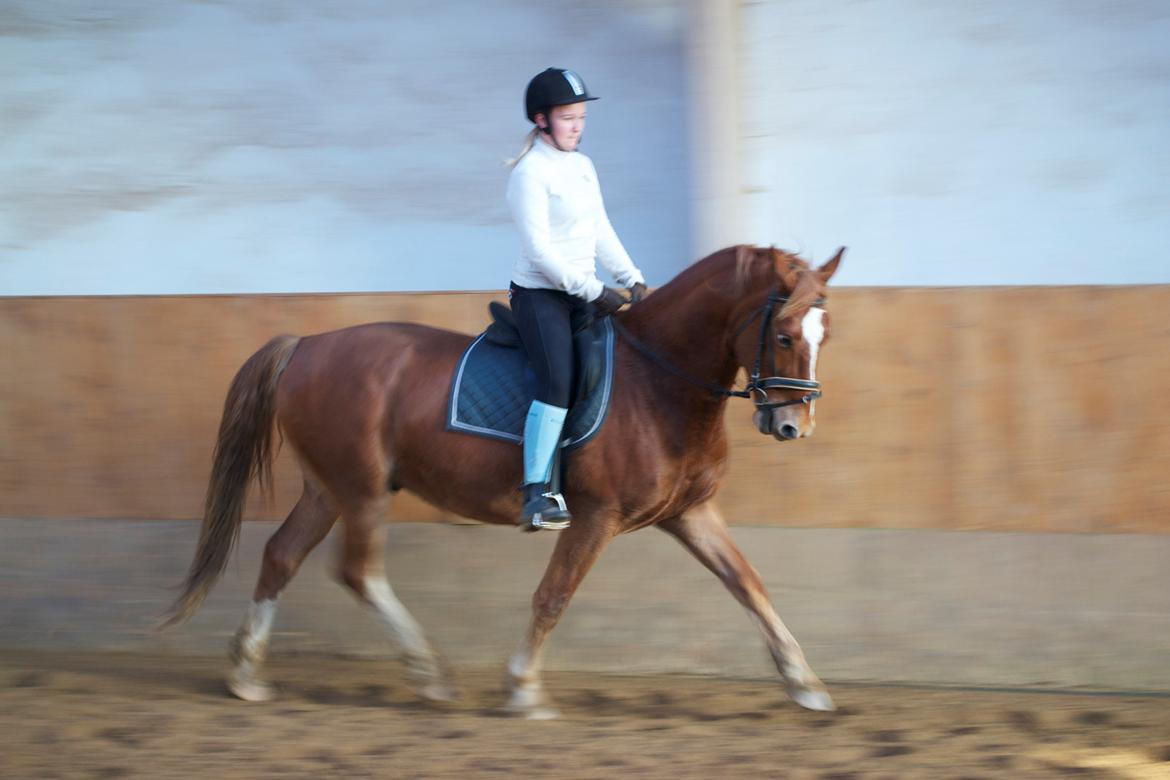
[[507, 67, 648, 531]]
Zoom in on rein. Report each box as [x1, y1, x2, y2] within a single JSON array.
[[612, 290, 825, 412], [613, 318, 751, 399]]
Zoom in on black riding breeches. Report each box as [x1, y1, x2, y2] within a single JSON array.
[[509, 283, 595, 409]]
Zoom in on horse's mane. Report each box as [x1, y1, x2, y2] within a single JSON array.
[[635, 244, 826, 321], [659, 244, 779, 297]]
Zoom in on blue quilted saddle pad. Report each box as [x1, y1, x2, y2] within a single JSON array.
[[446, 318, 614, 450]]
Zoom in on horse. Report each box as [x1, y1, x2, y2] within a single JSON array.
[[162, 243, 844, 717]]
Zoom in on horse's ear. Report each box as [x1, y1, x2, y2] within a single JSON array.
[[817, 247, 845, 283]]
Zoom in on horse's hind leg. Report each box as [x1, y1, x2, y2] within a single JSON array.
[[337, 500, 456, 702], [658, 500, 834, 711], [227, 478, 338, 702]]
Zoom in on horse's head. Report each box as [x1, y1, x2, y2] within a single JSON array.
[[729, 246, 843, 441]]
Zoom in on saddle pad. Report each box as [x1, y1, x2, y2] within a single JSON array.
[[446, 318, 614, 450]]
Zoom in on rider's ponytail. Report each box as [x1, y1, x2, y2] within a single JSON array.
[[506, 127, 540, 168]]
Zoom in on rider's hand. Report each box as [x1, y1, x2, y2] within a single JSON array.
[[593, 286, 627, 316], [627, 282, 648, 303]]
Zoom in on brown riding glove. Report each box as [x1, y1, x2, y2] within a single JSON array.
[[593, 286, 627, 316], [627, 282, 648, 303]]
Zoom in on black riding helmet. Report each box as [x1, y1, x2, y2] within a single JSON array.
[[524, 68, 599, 127]]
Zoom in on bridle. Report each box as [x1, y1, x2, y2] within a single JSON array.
[[612, 288, 824, 416], [733, 289, 825, 410]]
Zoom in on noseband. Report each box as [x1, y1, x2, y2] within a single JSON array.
[[612, 289, 824, 416]]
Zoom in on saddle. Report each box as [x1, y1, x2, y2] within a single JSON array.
[[483, 300, 524, 348], [445, 301, 615, 451]]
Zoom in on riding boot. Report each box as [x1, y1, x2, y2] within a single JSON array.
[[520, 401, 573, 531]]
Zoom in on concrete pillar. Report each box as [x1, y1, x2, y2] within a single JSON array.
[[685, 0, 743, 258]]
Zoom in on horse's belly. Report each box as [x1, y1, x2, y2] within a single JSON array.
[[389, 428, 522, 527]]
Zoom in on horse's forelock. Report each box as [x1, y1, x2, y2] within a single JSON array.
[[769, 246, 811, 281], [778, 268, 826, 320], [758, 247, 822, 318]]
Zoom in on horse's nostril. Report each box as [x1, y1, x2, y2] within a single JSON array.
[[777, 423, 799, 440]]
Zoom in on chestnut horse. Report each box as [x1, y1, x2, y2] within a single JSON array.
[[163, 244, 843, 717]]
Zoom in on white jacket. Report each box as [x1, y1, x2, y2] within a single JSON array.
[[507, 137, 645, 302]]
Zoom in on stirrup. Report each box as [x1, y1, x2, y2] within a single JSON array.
[[521, 486, 572, 531], [531, 492, 571, 531]]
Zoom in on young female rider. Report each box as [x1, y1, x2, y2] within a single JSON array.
[[507, 67, 648, 531]]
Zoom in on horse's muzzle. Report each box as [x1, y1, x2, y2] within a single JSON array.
[[754, 409, 772, 435], [754, 409, 804, 441]]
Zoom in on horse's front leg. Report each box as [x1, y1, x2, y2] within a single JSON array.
[[505, 516, 619, 719], [659, 501, 834, 711]]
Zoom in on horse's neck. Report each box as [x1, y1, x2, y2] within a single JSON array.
[[618, 277, 742, 405]]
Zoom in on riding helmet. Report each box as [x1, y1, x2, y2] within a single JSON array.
[[524, 68, 599, 123]]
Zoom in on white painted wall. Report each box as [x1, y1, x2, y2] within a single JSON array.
[[0, 1, 689, 295], [7, 2, 1167, 294], [738, 1, 1170, 286]]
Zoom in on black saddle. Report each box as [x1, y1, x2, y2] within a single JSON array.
[[484, 300, 524, 348]]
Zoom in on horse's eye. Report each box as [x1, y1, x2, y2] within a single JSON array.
[[777, 334, 794, 349]]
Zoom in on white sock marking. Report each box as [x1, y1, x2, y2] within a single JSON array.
[[364, 577, 430, 656], [236, 598, 278, 664], [249, 599, 277, 637], [508, 648, 535, 684]]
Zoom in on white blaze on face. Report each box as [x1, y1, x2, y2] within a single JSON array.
[[802, 308, 826, 417]]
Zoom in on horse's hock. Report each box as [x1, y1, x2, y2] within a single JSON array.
[[1, 288, 1169, 692]]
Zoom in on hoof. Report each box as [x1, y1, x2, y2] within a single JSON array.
[[417, 681, 460, 703], [503, 702, 561, 720], [789, 685, 835, 712], [403, 653, 458, 703], [227, 672, 275, 702], [522, 705, 561, 721], [503, 684, 560, 720]]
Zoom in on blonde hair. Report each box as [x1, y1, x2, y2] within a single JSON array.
[[505, 127, 540, 168]]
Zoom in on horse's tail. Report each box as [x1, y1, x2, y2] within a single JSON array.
[[160, 334, 301, 629]]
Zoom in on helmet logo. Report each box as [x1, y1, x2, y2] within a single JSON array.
[[562, 70, 585, 96]]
